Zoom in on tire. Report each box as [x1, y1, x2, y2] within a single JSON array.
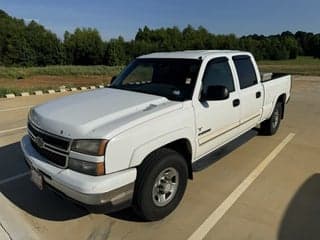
[[260, 102, 283, 136], [133, 148, 188, 221]]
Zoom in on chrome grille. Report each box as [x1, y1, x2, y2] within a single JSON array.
[[28, 122, 71, 168]]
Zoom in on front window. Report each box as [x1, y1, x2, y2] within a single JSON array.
[[202, 57, 235, 94], [111, 58, 201, 101]]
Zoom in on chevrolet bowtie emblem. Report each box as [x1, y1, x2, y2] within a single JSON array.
[[35, 136, 44, 148]]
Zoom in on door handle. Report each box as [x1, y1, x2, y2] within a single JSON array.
[[256, 91, 261, 98], [233, 99, 240, 107]]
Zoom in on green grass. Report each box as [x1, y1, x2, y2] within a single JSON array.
[[258, 56, 320, 76], [0, 65, 124, 79]]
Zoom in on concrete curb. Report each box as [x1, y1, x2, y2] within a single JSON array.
[[21, 92, 30, 97], [5, 94, 15, 99], [34, 90, 43, 96], [0, 193, 39, 240], [3, 85, 107, 99]]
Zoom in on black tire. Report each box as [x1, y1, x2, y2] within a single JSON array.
[[260, 102, 283, 136], [133, 148, 188, 221]]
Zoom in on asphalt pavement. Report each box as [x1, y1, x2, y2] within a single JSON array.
[[0, 77, 319, 240]]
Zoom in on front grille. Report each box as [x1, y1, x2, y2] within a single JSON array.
[[28, 122, 71, 168], [28, 123, 69, 150], [31, 140, 67, 167]]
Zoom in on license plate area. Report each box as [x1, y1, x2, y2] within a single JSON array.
[[31, 168, 43, 190]]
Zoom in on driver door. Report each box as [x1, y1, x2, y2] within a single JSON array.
[[194, 57, 241, 158]]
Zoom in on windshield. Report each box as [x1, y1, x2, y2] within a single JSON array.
[[111, 58, 201, 101]]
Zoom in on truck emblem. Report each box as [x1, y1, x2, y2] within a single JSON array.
[[35, 136, 44, 148]]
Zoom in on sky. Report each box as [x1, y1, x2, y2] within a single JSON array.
[[1, 0, 320, 40]]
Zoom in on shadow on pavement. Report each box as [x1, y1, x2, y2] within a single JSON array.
[[278, 174, 320, 240], [0, 142, 29, 180], [107, 207, 144, 222], [192, 129, 258, 171], [0, 142, 88, 221]]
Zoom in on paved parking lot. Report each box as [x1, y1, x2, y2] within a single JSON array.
[[0, 76, 320, 240]]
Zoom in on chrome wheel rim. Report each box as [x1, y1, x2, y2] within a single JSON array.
[[152, 167, 179, 207], [272, 108, 280, 129]]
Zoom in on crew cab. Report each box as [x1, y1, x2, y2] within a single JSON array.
[[21, 50, 291, 220]]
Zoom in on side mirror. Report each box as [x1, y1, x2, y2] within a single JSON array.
[[201, 85, 229, 101], [110, 75, 117, 85]]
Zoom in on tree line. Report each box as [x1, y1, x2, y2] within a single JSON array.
[[1, 9, 320, 67]]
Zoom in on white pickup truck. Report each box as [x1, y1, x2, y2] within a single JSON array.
[[21, 50, 291, 220]]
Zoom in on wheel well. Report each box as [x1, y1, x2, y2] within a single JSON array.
[[162, 139, 193, 180], [277, 94, 286, 119]]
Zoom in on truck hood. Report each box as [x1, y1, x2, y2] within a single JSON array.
[[29, 88, 181, 138]]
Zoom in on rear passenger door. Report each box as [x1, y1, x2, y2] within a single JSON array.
[[232, 55, 263, 131]]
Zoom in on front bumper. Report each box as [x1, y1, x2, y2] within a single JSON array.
[[21, 135, 136, 207]]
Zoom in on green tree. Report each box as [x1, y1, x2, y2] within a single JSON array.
[[104, 37, 127, 66], [26, 20, 63, 65], [311, 34, 320, 58], [0, 10, 63, 66], [64, 28, 104, 65], [281, 36, 299, 59]]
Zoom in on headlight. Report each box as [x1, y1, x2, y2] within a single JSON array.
[[69, 158, 105, 176], [71, 139, 108, 156]]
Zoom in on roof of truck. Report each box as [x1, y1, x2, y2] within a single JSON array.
[[138, 50, 251, 60]]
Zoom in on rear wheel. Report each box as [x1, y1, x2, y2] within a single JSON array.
[[260, 102, 282, 135], [133, 148, 188, 221]]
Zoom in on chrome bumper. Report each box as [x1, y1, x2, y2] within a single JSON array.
[[43, 173, 134, 206], [21, 135, 135, 208]]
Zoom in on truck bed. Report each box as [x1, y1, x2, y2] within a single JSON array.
[[260, 74, 291, 122], [261, 72, 289, 82]]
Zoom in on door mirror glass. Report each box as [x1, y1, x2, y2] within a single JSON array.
[[201, 85, 229, 101]]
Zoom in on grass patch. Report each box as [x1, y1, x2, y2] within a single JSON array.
[[258, 56, 320, 76], [0, 65, 124, 79], [0, 66, 123, 97], [0, 76, 111, 97]]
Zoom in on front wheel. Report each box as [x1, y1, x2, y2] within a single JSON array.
[[133, 148, 188, 221], [260, 102, 282, 135]]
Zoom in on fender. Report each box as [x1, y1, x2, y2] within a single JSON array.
[[129, 127, 195, 168], [264, 93, 286, 121]]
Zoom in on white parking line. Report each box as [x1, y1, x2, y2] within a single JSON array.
[[0, 172, 30, 185], [0, 105, 33, 112], [0, 126, 27, 134], [188, 133, 296, 240]]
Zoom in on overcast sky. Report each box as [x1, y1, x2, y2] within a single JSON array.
[[2, 0, 320, 40]]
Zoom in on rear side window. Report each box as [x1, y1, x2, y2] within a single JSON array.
[[233, 56, 257, 89], [202, 57, 235, 93]]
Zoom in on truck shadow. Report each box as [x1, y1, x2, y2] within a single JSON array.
[[0, 142, 88, 221], [105, 207, 144, 222], [192, 129, 258, 171], [0, 142, 141, 222], [278, 174, 320, 240]]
